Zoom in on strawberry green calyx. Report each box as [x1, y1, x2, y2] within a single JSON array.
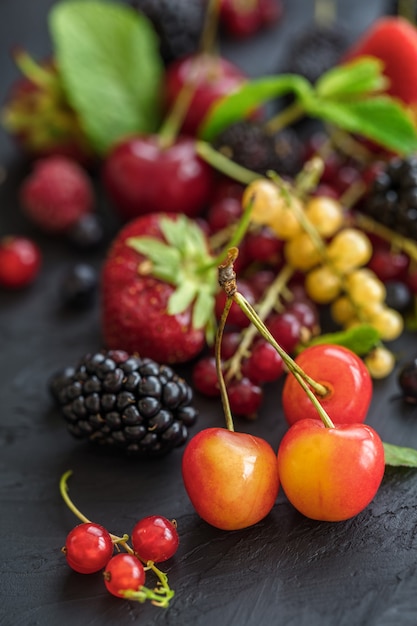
[[127, 215, 218, 341]]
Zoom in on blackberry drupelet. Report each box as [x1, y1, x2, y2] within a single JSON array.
[[130, 0, 205, 64], [360, 155, 417, 239], [49, 350, 198, 457], [284, 25, 349, 85], [212, 121, 303, 177]]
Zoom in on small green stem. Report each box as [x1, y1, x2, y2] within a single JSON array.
[[196, 140, 260, 185], [215, 294, 235, 431], [199, 0, 222, 56], [263, 101, 305, 135]]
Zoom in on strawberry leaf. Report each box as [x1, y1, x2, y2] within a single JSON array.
[[383, 442, 417, 467], [306, 95, 417, 154], [315, 57, 388, 99], [199, 74, 313, 141], [49, 0, 163, 155], [168, 281, 198, 316]]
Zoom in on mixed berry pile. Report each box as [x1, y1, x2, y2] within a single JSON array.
[[4, 0, 417, 611]]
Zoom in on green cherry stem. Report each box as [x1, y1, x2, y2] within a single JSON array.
[[234, 291, 335, 428], [218, 249, 335, 429]]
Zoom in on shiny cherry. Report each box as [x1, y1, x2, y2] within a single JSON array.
[[102, 135, 213, 220]]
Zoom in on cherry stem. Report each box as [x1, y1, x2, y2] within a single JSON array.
[[59, 470, 175, 606], [263, 101, 305, 135], [199, 0, 222, 56], [233, 291, 335, 428], [215, 301, 234, 431], [225, 263, 294, 382]]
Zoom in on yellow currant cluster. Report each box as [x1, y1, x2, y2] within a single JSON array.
[[243, 178, 402, 378]]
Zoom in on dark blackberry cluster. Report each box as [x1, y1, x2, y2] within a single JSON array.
[[360, 156, 417, 239], [213, 121, 303, 177], [284, 25, 349, 85], [130, 0, 205, 64], [49, 350, 198, 457]]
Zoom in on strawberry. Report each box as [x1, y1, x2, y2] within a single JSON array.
[[101, 213, 218, 364], [20, 156, 95, 234], [344, 17, 417, 106]]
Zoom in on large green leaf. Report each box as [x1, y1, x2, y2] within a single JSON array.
[[315, 57, 389, 99], [199, 74, 313, 141], [49, 0, 163, 155], [306, 95, 417, 154]]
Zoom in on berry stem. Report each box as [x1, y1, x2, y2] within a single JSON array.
[[199, 0, 222, 56], [225, 263, 294, 381], [234, 291, 335, 428], [354, 213, 417, 263], [218, 249, 336, 428], [196, 140, 260, 185], [263, 101, 305, 135]]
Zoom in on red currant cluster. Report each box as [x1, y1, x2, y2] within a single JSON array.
[[60, 472, 178, 607]]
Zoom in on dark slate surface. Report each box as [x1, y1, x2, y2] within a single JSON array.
[[2, 1, 417, 625]]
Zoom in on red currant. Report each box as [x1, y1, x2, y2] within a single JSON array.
[[228, 377, 263, 417], [64, 522, 114, 574], [192, 356, 220, 397], [207, 196, 242, 233], [242, 340, 284, 384], [0, 235, 42, 288], [267, 311, 302, 353], [103, 554, 146, 598], [131, 515, 179, 563]]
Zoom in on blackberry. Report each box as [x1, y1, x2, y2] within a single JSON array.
[[67, 214, 105, 250], [130, 0, 205, 64], [398, 357, 417, 404], [360, 156, 417, 240], [212, 121, 303, 177], [49, 350, 198, 457], [283, 25, 349, 85]]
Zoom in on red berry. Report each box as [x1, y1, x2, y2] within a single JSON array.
[[20, 156, 94, 233], [0, 235, 41, 288], [368, 246, 409, 282], [285, 299, 320, 335], [103, 554, 146, 598], [131, 515, 179, 563], [220, 331, 242, 359], [227, 377, 263, 417], [267, 311, 302, 353], [102, 135, 213, 220], [64, 522, 114, 574], [192, 356, 220, 397], [243, 340, 284, 384], [245, 227, 283, 264], [207, 196, 242, 233]]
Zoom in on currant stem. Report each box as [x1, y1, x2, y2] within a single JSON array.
[[263, 101, 305, 135], [199, 0, 222, 56]]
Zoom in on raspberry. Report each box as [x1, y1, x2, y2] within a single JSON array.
[[20, 156, 94, 234], [49, 350, 198, 457]]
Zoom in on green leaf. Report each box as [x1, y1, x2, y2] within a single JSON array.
[[127, 236, 181, 284], [199, 74, 313, 141], [306, 96, 417, 154], [297, 324, 380, 356], [315, 57, 389, 100], [49, 0, 163, 154], [168, 281, 198, 316], [383, 442, 417, 467], [192, 288, 216, 330]]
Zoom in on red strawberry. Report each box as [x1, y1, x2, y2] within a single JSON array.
[[344, 17, 417, 106], [20, 156, 95, 234], [101, 213, 217, 364]]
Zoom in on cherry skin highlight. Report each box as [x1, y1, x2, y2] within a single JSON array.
[[277, 419, 385, 521], [182, 427, 279, 530]]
